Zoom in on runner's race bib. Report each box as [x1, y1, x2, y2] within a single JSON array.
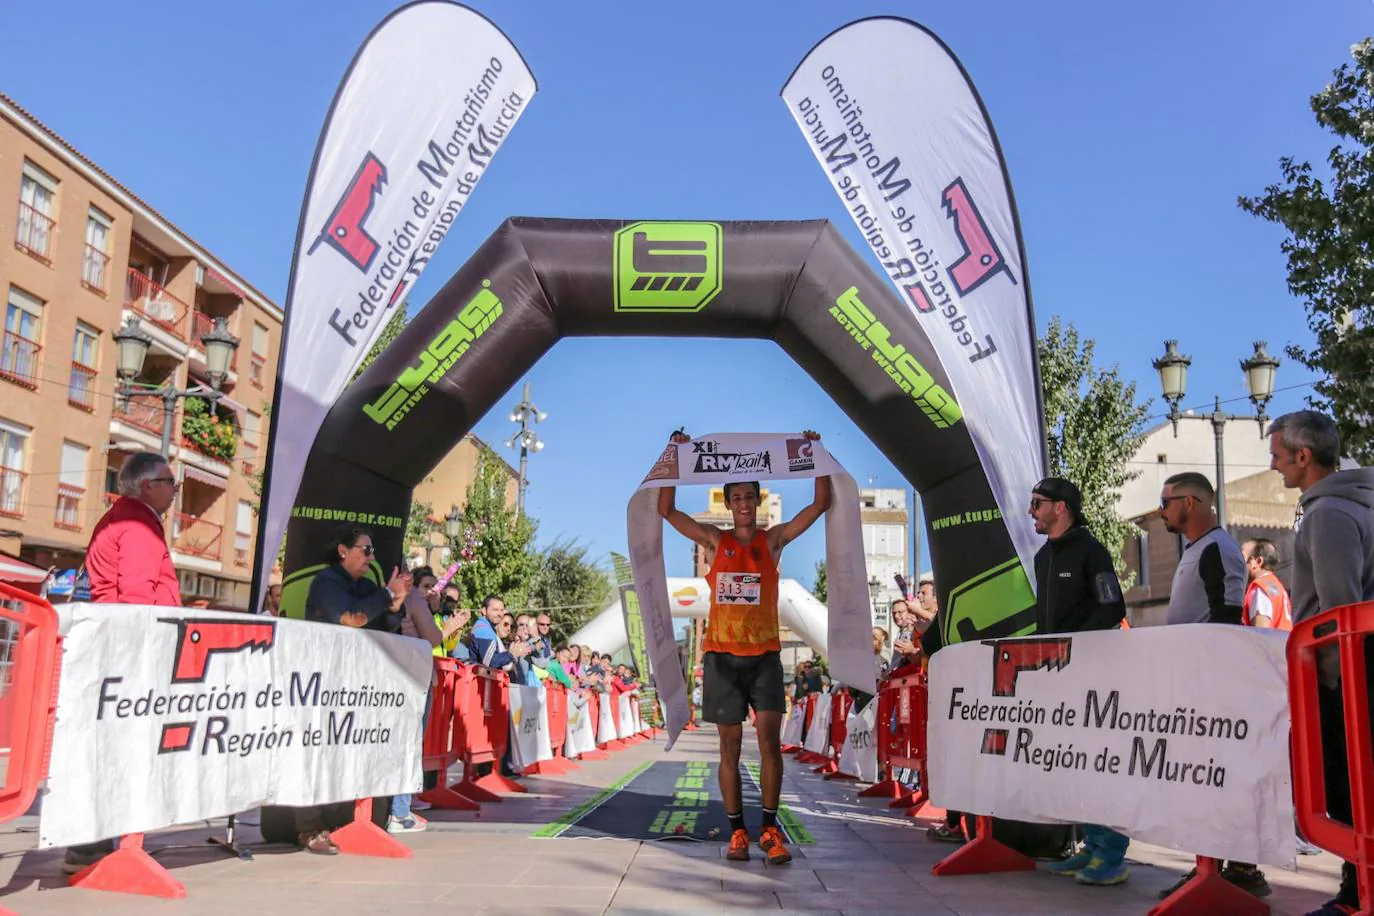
[[715, 572, 761, 605]]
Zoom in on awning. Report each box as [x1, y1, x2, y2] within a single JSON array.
[[0, 554, 48, 585], [183, 464, 227, 489], [216, 392, 247, 418]]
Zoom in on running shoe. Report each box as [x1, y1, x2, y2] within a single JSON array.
[[758, 826, 793, 865], [725, 828, 750, 861]]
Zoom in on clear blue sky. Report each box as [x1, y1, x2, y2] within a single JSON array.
[[2, 1, 1364, 583]]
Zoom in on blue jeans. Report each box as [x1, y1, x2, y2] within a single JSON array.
[[1081, 825, 1128, 864], [393, 687, 435, 820]]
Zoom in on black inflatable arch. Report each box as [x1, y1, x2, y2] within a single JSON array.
[[282, 218, 1036, 642]]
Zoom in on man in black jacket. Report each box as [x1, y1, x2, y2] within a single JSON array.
[[1029, 478, 1130, 887]]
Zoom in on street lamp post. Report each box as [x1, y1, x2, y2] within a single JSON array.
[[505, 381, 545, 518], [868, 575, 882, 627], [1152, 340, 1280, 527], [112, 316, 240, 458]]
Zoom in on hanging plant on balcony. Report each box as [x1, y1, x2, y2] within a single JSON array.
[[181, 397, 239, 463]]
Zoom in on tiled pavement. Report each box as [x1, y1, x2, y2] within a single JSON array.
[[0, 727, 1342, 914]]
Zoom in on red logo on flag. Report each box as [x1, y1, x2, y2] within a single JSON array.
[[311, 153, 388, 271]]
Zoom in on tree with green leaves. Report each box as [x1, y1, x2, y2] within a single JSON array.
[[405, 499, 434, 562], [812, 559, 827, 604], [526, 540, 614, 644], [1239, 39, 1374, 463], [1038, 316, 1150, 583], [452, 444, 538, 608]]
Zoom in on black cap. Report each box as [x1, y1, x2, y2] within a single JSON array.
[[1032, 477, 1085, 524]]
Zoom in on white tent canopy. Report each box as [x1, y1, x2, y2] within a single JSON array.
[[567, 576, 836, 660]]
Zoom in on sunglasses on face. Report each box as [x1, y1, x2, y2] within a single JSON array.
[[1159, 495, 1190, 510], [353, 544, 374, 556], [1029, 498, 1051, 510], [150, 476, 178, 485]]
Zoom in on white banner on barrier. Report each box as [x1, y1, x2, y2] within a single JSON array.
[[803, 693, 833, 756], [781, 702, 805, 746], [509, 684, 552, 770], [928, 626, 1296, 867], [597, 692, 618, 746], [41, 605, 431, 849], [617, 693, 636, 741], [837, 697, 878, 782], [566, 691, 596, 757]]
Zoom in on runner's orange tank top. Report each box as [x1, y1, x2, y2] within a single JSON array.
[[704, 530, 781, 656]]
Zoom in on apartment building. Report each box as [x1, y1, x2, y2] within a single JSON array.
[[0, 93, 282, 611]]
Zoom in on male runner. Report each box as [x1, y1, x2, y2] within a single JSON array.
[[658, 429, 831, 864]]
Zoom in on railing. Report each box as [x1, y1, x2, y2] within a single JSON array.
[[124, 269, 190, 341], [0, 468, 25, 519], [249, 354, 265, 389], [190, 310, 238, 371], [68, 361, 97, 410], [0, 332, 40, 389], [111, 398, 167, 437], [82, 244, 110, 295], [15, 202, 54, 264], [172, 511, 223, 560], [54, 484, 84, 531], [240, 440, 258, 476]]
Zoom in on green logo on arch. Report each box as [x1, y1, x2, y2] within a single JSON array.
[[613, 221, 722, 313]]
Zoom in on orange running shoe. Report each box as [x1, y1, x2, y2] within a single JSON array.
[[758, 826, 792, 865], [725, 828, 751, 861]]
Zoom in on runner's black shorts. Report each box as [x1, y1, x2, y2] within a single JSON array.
[[701, 650, 785, 724]]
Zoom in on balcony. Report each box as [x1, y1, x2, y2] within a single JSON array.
[[111, 398, 167, 438], [124, 269, 190, 342], [249, 355, 265, 389], [172, 511, 223, 560], [54, 484, 84, 532], [82, 244, 110, 296], [0, 468, 25, 519], [15, 202, 54, 265], [68, 361, 97, 411], [233, 533, 250, 568], [0, 332, 40, 390], [240, 440, 258, 477]]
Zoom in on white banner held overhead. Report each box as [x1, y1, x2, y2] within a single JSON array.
[[927, 626, 1296, 867], [255, 2, 537, 609], [629, 433, 873, 748], [783, 19, 1045, 585], [41, 605, 431, 849]]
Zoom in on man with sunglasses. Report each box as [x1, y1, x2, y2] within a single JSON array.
[[65, 452, 184, 875], [1026, 477, 1129, 885]]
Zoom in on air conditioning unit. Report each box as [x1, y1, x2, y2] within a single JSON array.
[[145, 299, 178, 321]]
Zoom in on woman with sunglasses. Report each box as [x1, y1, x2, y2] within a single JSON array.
[[305, 523, 412, 630]]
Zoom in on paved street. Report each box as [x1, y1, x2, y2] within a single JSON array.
[[0, 727, 1341, 915]]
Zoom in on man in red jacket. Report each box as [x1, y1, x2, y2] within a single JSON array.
[[63, 451, 182, 874], [86, 451, 182, 606]]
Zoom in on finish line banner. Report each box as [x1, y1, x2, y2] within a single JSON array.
[[927, 626, 1296, 867], [628, 432, 873, 747], [40, 605, 431, 849]]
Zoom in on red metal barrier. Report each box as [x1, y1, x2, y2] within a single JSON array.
[[859, 678, 905, 799], [1280, 600, 1374, 916], [877, 673, 943, 820], [455, 665, 522, 800], [816, 690, 852, 777], [417, 658, 482, 811], [0, 584, 61, 913]]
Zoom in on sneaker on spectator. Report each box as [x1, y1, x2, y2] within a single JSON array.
[[1044, 848, 1094, 877], [1296, 837, 1324, 856], [1074, 857, 1130, 886], [926, 822, 964, 844], [1304, 902, 1358, 916], [409, 798, 432, 812], [1157, 867, 1196, 899], [725, 828, 750, 861], [61, 848, 111, 875], [1221, 863, 1271, 898], [758, 826, 792, 865], [387, 814, 428, 834]]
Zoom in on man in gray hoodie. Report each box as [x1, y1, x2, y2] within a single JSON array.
[[1268, 409, 1374, 916]]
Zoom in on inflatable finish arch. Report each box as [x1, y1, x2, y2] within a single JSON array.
[[282, 218, 1036, 644]]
